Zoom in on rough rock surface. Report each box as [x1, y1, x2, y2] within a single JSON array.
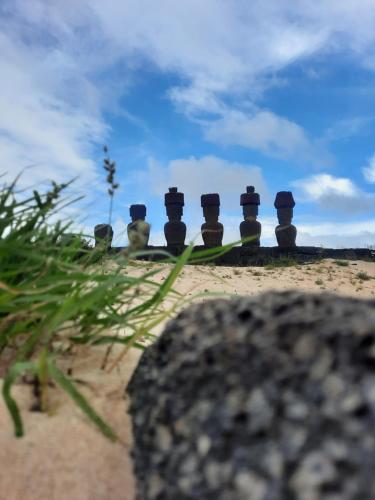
[[128, 291, 375, 500]]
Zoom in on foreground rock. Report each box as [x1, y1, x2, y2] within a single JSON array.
[[128, 291, 375, 500]]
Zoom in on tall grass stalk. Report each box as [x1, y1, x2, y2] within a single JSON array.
[[103, 145, 118, 227]]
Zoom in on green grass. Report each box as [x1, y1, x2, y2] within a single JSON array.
[[0, 174, 232, 440], [334, 260, 349, 267], [356, 271, 371, 281], [264, 257, 299, 270]]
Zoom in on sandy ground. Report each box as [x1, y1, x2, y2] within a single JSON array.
[[1, 258, 375, 500]]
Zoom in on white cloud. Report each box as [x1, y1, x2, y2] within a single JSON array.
[[293, 174, 375, 213], [87, 0, 375, 96], [0, 20, 107, 193], [324, 117, 372, 142], [363, 154, 375, 183], [2, 0, 375, 198], [87, 1, 323, 95], [82, 0, 375, 132], [295, 174, 356, 198], [204, 110, 332, 167], [142, 155, 269, 210], [297, 220, 375, 248]]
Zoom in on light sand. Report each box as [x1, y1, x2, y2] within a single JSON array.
[[1, 259, 375, 500]]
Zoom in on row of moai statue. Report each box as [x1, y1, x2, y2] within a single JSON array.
[[94, 186, 297, 248]]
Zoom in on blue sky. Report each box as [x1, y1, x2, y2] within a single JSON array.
[[2, 0, 375, 247]]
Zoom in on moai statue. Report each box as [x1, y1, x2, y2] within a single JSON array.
[[127, 204, 150, 249], [240, 186, 261, 247], [94, 223, 113, 250], [164, 187, 186, 247], [274, 191, 297, 247], [201, 193, 223, 247]]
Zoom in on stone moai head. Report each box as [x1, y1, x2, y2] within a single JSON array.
[[164, 187, 186, 248], [240, 186, 261, 247], [128, 204, 150, 249], [201, 193, 220, 223], [165, 187, 184, 221], [94, 223, 113, 249], [274, 191, 297, 247], [130, 204, 146, 222], [274, 191, 295, 225], [240, 185, 260, 220], [201, 193, 223, 247]]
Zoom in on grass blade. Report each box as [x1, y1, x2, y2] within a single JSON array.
[[2, 361, 37, 437], [47, 359, 118, 442]]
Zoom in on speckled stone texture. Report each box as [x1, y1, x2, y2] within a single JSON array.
[[127, 291, 375, 500]]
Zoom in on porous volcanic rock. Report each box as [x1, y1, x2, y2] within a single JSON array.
[[127, 291, 375, 500]]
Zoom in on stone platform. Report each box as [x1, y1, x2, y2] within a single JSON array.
[[112, 245, 375, 266]]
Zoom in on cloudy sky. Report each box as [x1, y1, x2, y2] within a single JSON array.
[[1, 0, 375, 247]]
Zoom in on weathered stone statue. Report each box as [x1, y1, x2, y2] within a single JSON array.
[[94, 223, 113, 249], [201, 193, 223, 247], [127, 204, 150, 249], [240, 186, 261, 247], [274, 191, 297, 247], [164, 187, 186, 247]]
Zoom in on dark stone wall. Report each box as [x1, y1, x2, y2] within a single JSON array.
[[112, 245, 375, 265]]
